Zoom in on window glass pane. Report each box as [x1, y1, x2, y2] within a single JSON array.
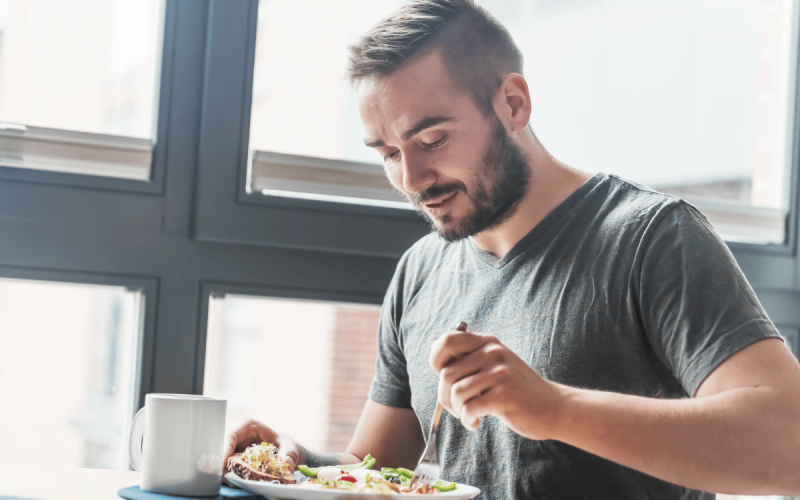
[[490, 0, 798, 243], [0, 0, 163, 139], [249, 0, 402, 164], [203, 295, 380, 452], [247, 0, 410, 207], [0, 278, 143, 470]]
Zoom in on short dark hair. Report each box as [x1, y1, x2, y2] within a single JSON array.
[[347, 0, 523, 116]]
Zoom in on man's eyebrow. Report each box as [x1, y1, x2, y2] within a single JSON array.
[[401, 116, 455, 141], [363, 115, 455, 149]]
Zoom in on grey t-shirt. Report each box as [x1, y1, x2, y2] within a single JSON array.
[[369, 173, 781, 500]]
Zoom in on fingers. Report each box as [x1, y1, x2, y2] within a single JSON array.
[[220, 419, 301, 473], [459, 385, 505, 430], [451, 364, 510, 416], [437, 344, 490, 414], [433, 336, 521, 433], [221, 418, 279, 472], [437, 340, 509, 409], [429, 330, 497, 373], [237, 419, 280, 451], [222, 428, 240, 472], [276, 436, 301, 471]]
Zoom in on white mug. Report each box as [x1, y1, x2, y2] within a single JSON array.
[[129, 393, 227, 496]]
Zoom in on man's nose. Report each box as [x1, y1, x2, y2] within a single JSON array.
[[401, 150, 435, 196]]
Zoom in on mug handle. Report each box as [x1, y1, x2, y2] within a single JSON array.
[[129, 407, 146, 471]]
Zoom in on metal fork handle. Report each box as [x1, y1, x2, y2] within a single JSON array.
[[420, 402, 443, 462], [411, 321, 467, 474], [422, 320, 466, 462]]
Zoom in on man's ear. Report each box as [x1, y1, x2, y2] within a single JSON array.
[[494, 73, 532, 132]]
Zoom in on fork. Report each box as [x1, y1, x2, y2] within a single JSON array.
[[409, 321, 468, 488]]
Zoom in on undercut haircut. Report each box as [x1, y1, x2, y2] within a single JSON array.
[[347, 0, 523, 117]]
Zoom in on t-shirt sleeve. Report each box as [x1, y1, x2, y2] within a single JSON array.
[[368, 257, 413, 409], [637, 202, 783, 396]]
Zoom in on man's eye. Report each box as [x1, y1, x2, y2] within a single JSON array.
[[383, 150, 401, 162], [422, 136, 447, 150]]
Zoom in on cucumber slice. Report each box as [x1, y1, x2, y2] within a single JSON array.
[[434, 480, 457, 492], [297, 465, 317, 477]]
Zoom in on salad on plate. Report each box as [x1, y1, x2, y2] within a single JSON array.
[[227, 442, 457, 495]]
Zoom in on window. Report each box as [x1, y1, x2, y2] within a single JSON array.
[[246, 0, 799, 244], [0, 2, 797, 496], [0, 278, 143, 470], [203, 294, 381, 452], [0, 0, 164, 181], [493, 0, 799, 244], [246, 0, 409, 208]]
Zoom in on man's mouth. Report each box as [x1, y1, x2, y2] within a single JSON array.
[[423, 192, 458, 214]]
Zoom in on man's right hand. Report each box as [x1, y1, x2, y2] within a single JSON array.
[[221, 418, 302, 473]]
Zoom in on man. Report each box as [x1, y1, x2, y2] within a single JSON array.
[[224, 1, 800, 498]]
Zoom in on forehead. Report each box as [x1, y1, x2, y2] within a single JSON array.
[[356, 52, 477, 138]]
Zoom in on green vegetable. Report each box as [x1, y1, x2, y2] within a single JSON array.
[[396, 467, 414, 479], [297, 465, 317, 477], [361, 455, 377, 470], [298, 457, 457, 491], [434, 480, 457, 492], [297, 454, 375, 477]]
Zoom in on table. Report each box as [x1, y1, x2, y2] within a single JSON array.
[[0, 466, 771, 500], [0, 466, 139, 500]]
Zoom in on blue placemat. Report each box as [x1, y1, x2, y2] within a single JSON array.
[[118, 485, 262, 500]]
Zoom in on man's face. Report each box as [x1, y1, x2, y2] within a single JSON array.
[[357, 52, 530, 241]]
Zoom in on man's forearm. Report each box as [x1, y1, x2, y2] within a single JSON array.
[[548, 384, 800, 495], [299, 447, 363, 468]]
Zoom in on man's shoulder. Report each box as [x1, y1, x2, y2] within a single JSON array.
[[602, 174, 683, 212], [590, 173, 692, 231], [580, 175, 725, 268]]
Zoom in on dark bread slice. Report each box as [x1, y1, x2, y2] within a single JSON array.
[[227, 452, 296, 484]]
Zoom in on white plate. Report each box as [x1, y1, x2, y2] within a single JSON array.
[[225, 472, 481, 500]]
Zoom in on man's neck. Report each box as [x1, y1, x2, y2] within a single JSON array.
[[470, 137, 593, 259]]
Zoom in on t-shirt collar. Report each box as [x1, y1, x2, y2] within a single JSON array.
[[468, 172, 606, 269]]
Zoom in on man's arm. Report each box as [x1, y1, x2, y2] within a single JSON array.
[[300, 399, 425, 469], [223, 399, 425, 472], [554, 337, 800, 495], [341, 399, 426, 470], [433, 331, 800, 496]]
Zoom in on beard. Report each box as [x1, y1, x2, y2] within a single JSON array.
[[410, 116, 531, 242]]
